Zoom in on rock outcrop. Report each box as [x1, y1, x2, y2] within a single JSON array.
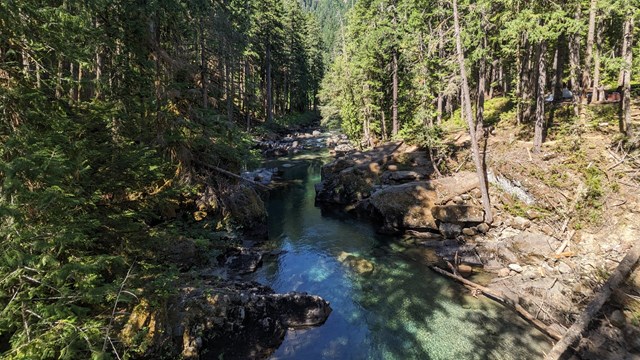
[[121, 281, 332, 360], [315, 142, 485, 237]]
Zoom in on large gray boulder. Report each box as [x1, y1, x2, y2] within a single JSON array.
[[364, 181, 439, 233]]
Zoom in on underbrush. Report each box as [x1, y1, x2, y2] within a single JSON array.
[[442, 96, 514, 131], [259, 111, 321, 134]]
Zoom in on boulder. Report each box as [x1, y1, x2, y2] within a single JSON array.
[[315, 166, 378, 205], [381, 170, 422, 184], [508, 263, 523, 273], [121, 282, 332, 360], [477, 223, 490, 234], [508, 231, 557, 261], [457, 264, 473, 277], [439, 223, 462, 238], [434, 244, 483, 266], [462, 228, 477, 236], [609, 310, 626, 328], [337, 252, 375, 274], [218, 248, 264, 274], [431, 205, 485, 224], [512, 216, 531, 230], [272, 293, 333, 327], [365, 182, 438, 233], [222, 185, 268, 240], [498, 268, 511, 277]]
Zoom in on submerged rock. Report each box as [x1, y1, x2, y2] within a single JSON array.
[[337, 251, 375, 274]]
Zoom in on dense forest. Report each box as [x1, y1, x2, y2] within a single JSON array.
[[321, 0, 639, 148], [0, 0, 324, 358], [1, 0, 639, 358]]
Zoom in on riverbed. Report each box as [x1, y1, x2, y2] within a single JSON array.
[[246, 151, 551, 359]]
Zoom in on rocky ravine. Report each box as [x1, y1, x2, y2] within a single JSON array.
[[315, 139, 640, 358], [118, 128, 339, 359]]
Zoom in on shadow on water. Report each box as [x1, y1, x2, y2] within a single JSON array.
[[246, 154, 551, 359]]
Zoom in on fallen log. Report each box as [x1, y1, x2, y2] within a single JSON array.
[[430, 265, 563, 341], [545, 246, 640, 360], [195, 161, 270, 190], [555, 230, 576, 255]]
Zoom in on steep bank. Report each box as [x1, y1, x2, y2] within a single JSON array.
[[314, 117, 640, 358]]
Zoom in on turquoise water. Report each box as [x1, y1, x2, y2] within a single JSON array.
[[248, 154, 550, 360]]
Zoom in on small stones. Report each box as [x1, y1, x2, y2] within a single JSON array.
[[522, 268, 538, 280], [387, 164, 398, 172], [540, 224, 555, 236], [508, 263, 524, 273], [439, 223, 462, 239], [476, 223, 490, 234], [498, 268, 511, 277], [609, 310, 626, 328], [453, 196, 465, 205], [461, 194, 472, 201], [462, 228, 477, 236], [457, 264, 473, 277], [512, 216, 531, 230], [557, 262, 572, 274]]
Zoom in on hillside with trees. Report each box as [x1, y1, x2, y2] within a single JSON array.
[[321, 0, 638, 145], [1, 0, 639, 359], [0, 0, 326, 358]]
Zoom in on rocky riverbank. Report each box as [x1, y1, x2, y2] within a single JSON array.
[[116, 129, 340, 359], [314, 131, 640, 358]]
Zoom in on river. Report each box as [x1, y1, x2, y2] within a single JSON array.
[[246, 151, 551, 360]]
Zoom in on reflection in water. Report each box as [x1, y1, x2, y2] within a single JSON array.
[[248, 154, 550, 359]]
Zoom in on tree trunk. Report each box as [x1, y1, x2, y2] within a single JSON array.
[[477, 36, 487, 132], [621, 16, 634, 137], [391, 1, 399, 136], [453, 0, 493, 224], [200, 19, 208, 109], [534, 41, 548, 153], [76, 63, 82, 102], [266, 42, 273, 123], [546, 246, 640, 360], [553, 34, 567, 102], [244, 60, 251, 131], [488, 59, 498, 99], [69, 62, 77, 102], [569, 6, 581, 117], [381, 110, 388, 141], [580, 0, 598, 116], [56, 58, 64, 99], [437, 93, 444, 125], [437, 26, 445, 125], [591, 25, 603, 103]]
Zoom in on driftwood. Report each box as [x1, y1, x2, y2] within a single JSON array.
[[430, 265, 563, 341], [545, 246, 640, 360], [555, 230, 576, 255], [195, 161, 270, 190]]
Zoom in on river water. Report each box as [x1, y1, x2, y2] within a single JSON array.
[[247, 152, 551, 360]]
